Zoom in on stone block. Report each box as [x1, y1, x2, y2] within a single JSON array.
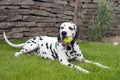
[[81, 9, 97, 15], [5, 6, 20, 9], [0, 16, 7, 21], [35, 2, 63, 10], [30, 28, 43, 32], [20, 5, 31, 9], [83, 3, 98, 9], [0, 22, 12, 29], [37, 23, 55, 27], [64, 11, 74, 16], [17, 0, 34, 5], [0, 9, 31, 16], [52, 18, 69, 22], [115, 15, 120, 19], [40, 7, 64, 14], [0, 6, 6, 10], [79, 14, 94, 19], [12, 22, 37, 27], [115, 6, 120, 11], [44, 27, 57, 33], [34, 0, 54, 3], [70, 1, 75, 7], [35, 2, 55, 8], [48, 32, 57, 37], [24, 32, 47, 37], [5, 15, 23, 21], [79, 0, 92, 2], [7, 32, 23, 39], [54, 0, 68, 5], [11, 28, 30, 32], [0, 0, 17, 6], [23, 16, 53, 22], [31, 10, 56, 17], [93, 0, 104, 3], [50, 8, 64, 14], [0, 0, 34, 6]]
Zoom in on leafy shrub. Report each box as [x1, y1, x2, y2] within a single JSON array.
[[89, 0, 114, 41]]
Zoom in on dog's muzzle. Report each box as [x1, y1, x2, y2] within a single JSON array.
[[60, 31, 72, 46], [61, 31, 67, 39]]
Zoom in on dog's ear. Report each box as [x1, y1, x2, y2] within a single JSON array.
[[57, 27, 61, 42], [57, 35, 61, 42], [70, 28, 79, 46], [75, 27, 80, 39]]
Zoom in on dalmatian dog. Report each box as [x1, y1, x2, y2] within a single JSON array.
[[3, 22, 110, 73]]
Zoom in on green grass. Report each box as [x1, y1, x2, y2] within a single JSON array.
[[0, 40, 120, 80]]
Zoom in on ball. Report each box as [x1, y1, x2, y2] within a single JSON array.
[[63, 37, 73, 43]]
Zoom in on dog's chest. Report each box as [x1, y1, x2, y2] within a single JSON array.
[[65, 46, 79, 59]]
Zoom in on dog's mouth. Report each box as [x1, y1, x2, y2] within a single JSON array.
[[61, 36, 72, 46]]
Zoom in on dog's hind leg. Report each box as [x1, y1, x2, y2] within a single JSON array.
[[85, 60, 111, 69], [15, 43, 38, 57], [15, 49, 27, 57]]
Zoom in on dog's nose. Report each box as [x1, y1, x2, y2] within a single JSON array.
[[61, 31, 67, 36]]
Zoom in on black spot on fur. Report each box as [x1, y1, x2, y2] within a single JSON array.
[[70, 51, 73, 54], [32, 41, 36, 44], [50, 44, 53, 53], [46, 43, 49, 49], [60, 26, 64, 29], [57, 35, 61, 42], [60, 59, 62, 62], [39, 37, 43, 40], [73, 25, 76, 30], [36, 47, 40, 53], [50, 44, 58, 59], [25, 49, 27, 51], [66, 45, 71, 50], [68, 64, 71, 66], [65, 52, 71, 58], [41, 44, 43, 46], [33, 37, 36, 40], [79, 54, 81, 56], [55, 42, 58, 49], [27, 41, 31, 43], [53, 49, 58, 59], [69, 26, 73, 30], [74, 51, 76, 53], [42, 52, 46, 54], [82, 58, 85, 62]]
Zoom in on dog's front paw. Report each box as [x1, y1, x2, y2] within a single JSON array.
[[14, 52, 20, 57], [83, 70, 89, 74]]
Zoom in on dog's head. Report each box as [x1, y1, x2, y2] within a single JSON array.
[[58, 22, 79, 45]]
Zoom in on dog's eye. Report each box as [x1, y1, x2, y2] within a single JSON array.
[[60, 27, 64, 29], [69, 27, 73, 30]]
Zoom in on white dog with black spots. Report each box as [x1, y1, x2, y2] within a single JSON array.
[[3, 22, 110, 73]]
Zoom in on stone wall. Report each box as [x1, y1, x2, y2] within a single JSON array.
[[0, 0, 120, 40]]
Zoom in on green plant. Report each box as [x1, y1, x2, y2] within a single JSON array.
[[89, 0, 114, 41]]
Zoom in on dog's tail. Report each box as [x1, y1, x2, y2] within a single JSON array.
[[3, 32, 25, 48]]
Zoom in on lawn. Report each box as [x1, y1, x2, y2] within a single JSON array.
[[0, 40, 120, 80]]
